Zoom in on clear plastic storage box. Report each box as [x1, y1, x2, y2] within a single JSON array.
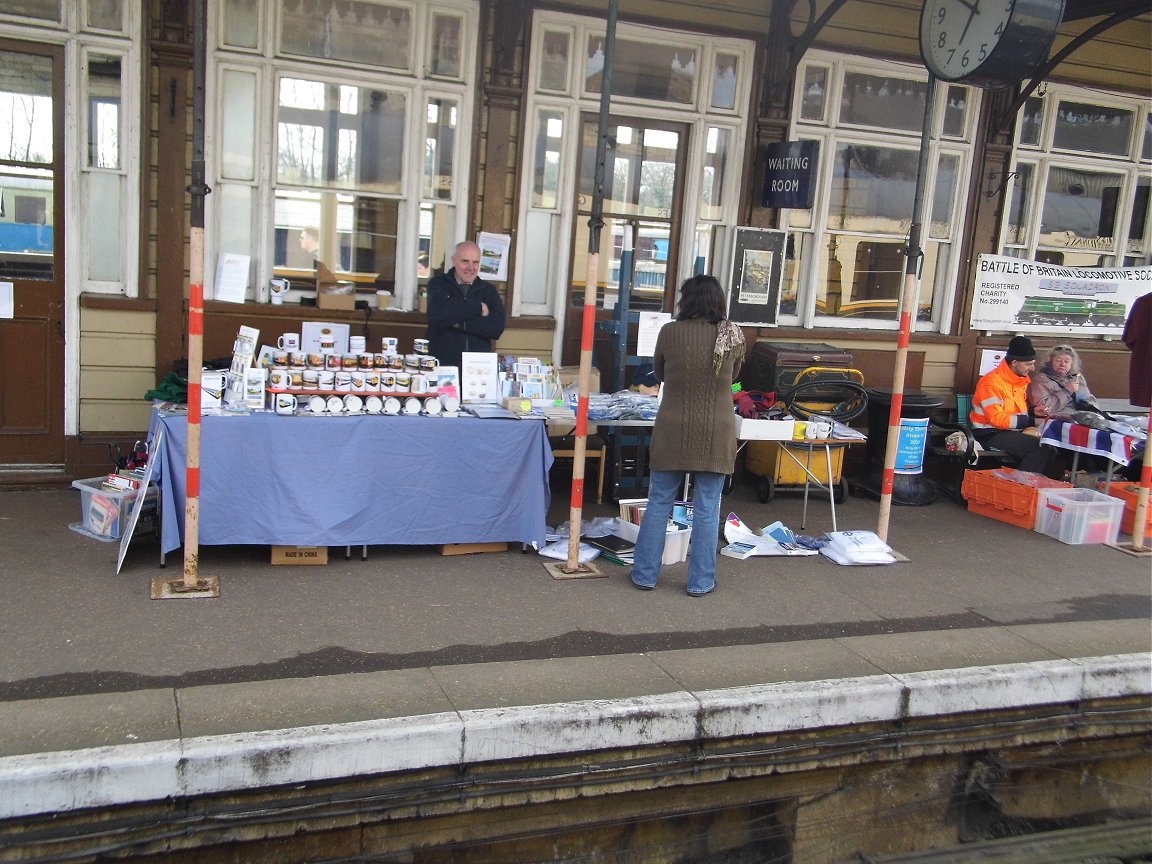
[[614, 517, 692, 565], [71, 477, 156, 541], [1034, 487, 1124, 545]]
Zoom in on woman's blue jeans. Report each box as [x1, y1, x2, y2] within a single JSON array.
[[630, 470, 725, 594]]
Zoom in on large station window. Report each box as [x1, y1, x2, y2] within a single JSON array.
[[210, 0, 475, 308], [1001, 86, 1151, 270], [781, 54, 979, 332]]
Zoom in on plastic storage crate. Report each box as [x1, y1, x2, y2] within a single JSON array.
[[614, 517, 692, 565], [71, 477, 156, 541], [961, 469, 1070, 529], [1098, 482, 1152, 541], [1034, 487, 1124, 545]]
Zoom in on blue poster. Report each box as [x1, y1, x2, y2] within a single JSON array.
[[894, 417, 930, 474]]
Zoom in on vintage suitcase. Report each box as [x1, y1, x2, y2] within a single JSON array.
[[740, 342, 853, 396]]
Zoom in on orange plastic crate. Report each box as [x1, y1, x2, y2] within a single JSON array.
[[1099, 482, 1152, 540], [961, 470, 1071, 530]]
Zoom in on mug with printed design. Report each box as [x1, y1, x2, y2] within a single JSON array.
[[269, 369, 292, 390], [274, 393, 298, 415], [277, 333, 300, 351]]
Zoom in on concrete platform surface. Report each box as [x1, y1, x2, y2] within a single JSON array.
[[0, 482, 1148, 816]]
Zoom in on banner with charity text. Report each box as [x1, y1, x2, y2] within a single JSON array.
[[970, 254, 1152, 336]]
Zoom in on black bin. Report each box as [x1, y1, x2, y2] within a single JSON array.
[[852, 387, 943, 505]]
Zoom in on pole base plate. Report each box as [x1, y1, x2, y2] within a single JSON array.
[[543, 560, 606, 580], [151, 575, 221, 599], [1107, 541, 1152, 558]]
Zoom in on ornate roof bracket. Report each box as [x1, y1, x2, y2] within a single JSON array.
[[992, 6, 1147, 136], [779, 0, 852, 89]]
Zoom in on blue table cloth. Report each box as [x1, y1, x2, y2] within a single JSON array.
[[151, 410, 552, 553]]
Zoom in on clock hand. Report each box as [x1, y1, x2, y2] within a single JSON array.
[[958, 0, 981, 46]]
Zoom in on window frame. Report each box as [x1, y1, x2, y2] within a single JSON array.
[[780, 51, 980, 334], [999, 82, 1151, 269], [207, 0, 477, 310]]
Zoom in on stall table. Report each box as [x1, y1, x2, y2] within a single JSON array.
[[151, 409, 552, 555], [1039, 418, 1145, 490]]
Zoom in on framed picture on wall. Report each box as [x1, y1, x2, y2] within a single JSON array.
[[725, 228, 786, 327]]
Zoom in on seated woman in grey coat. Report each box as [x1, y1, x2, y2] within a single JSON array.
[[1027, 344, 1099, 421]]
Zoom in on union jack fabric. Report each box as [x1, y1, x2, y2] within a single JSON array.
[[1039, 419, 1142, 466]]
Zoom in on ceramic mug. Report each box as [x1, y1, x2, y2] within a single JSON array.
[[307, 394, 327, 413], [364, 395, 383, 415], [318, 370, 335, 390], [326, 395, 344, 414], [351, 372, 367, 393], [289, 351, 307, 368], [277, 333, 300, 350], [269, 278, 290, 305], [335, 371, 353, 392], [274, 393, 298, 415], [383, 396, 402, 415], [307, 352, 325, 369], [381, 337, 398, 353], [272, 350, 289, 367], [302, 369, 320, 390], [343, 394, 363, 413], [403, 396, 422, 415], [413, 338, 430, 354], [325, 353, 344, 371], [269, 368, 292, 390], [349, 336, 367, 353]]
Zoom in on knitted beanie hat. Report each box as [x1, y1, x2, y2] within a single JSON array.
[[1006, 336, 1035, 361]]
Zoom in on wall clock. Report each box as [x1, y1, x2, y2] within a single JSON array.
[[920, 0, 1065, 85]]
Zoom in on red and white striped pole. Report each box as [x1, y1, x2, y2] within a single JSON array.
[[156, 0, 217, 596]]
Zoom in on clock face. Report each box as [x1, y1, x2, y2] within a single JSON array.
[[921, 0, 1015, 80], [919, 0, 1066, 85]]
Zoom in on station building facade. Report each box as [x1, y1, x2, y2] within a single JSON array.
[[0, 0, 1147, 478]]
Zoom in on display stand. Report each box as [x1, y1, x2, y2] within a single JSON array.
[[116, 427, 164, 575]]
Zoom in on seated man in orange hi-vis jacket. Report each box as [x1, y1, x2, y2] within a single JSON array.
[[970, 336, 1061, 478]]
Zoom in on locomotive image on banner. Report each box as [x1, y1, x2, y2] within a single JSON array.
[[970, 254, 1151, 335]]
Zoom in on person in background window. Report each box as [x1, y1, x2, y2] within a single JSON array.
[[970, 336, 1061, 477], [425, 240, 506, 370], [629, 274, 745, 597], [300, 225, 336, 286], [1028, 344, 1100, 420], [299, 226, 320, 260]]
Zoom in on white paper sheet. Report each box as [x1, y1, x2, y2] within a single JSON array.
[[636, 312, 671, 358]]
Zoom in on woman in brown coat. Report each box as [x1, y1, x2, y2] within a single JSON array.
[[630, 274, 745, 596]]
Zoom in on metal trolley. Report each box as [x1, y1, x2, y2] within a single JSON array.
[[743, 367, 868, 506]]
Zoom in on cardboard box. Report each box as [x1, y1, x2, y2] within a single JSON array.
[[439, 542, 508, 556], [556, 366, 600, 393], [317, 291, 356, 311], [736, 416, 796, 441], [270, 545, 329, 565]]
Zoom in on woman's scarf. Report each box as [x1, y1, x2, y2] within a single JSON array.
[[713, 320, 745, 375]]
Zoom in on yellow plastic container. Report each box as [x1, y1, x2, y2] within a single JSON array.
[[745, 440, 845, 486]]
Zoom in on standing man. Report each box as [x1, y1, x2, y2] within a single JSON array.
[[1118, 291, 1151, 480], [425, 240, 506, 370], [970, 335, 1060, 476]]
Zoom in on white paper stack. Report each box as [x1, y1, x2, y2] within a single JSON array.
[[819, 530, 896, 565]]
